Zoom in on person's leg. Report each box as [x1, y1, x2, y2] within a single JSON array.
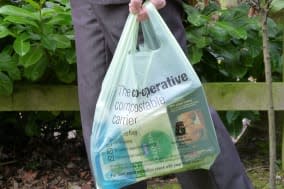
[[176, 169, 218, 189], [70, 0, 109, 168], [209, 107, 254, 189], [159, 2, 254, 189], [176, 107, 254, 189]]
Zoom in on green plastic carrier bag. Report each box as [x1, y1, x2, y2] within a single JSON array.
[[90, 2, 220, 189]]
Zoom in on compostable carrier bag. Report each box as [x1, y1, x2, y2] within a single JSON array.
[[90, 2, 220, 189]]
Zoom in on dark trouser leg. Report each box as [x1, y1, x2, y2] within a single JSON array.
[[70, 0, 110, 171], [121, 181, 148, 189], [176, 107, 254, 189]]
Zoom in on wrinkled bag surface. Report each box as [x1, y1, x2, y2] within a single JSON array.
[[90, 2, 220, 189]]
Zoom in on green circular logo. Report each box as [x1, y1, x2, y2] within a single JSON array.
[[141, 131, 173, 161]]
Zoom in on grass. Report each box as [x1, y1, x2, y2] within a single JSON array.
[[146, 167, 284, 189], [148, 183, 181, 189], [247, 169, 284, 189]]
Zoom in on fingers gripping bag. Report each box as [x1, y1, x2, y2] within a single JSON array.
[[90, 2, 220, 189]]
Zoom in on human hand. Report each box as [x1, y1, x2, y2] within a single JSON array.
[[129, 0, 166, 21]]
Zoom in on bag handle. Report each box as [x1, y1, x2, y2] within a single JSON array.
[[129, 2, 170, 52], [143, 2, 182, 50], [141, 20, 160, 50], [103, 14, 138, 82]]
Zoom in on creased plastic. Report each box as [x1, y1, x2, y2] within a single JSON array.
[[90, 2, 220, 189]]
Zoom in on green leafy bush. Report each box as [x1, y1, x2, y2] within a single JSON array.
[[183, 2, 283, 135], [183, 2, 283, 82], [0, 0, 75, 95]]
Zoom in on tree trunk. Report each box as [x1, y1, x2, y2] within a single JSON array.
[[261, 4, 277, 189], [282, 31, 284, 171]]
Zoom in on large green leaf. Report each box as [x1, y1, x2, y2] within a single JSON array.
[[45, 14, 71, 25], [183, 4, 208, 26], [186, 27, 212, 48], [55, 62, 76, 83], [224, 111, 259, 138], [211, 44, 240, 63], [19, 47, 44, 68], [0, 5, 39, 20], [220, 4, 249, 27], [13, 37, 31, 56], [267, 18, 281, 38], [41, 2, 71, 20], [271, 0, 284, 12], [0, 51, 11, 63], [211, 43, 248, 78], [201, 2, 219, 15], [41, 34, 57, 51], [24, 0, 40, 10], [0, 25, 10, 38], [42, 25, 54, 35], [188, 14, 208, 27], [4, 15, 39, 28], [65, 48, 76, 64], [240, 48, 254, 67], [0, 59, 21, 80], [216, 21, 247, 40], [52, 34, 71, 49], [226, 111, 240, 125], [24, 56, 48, 81], [41, 8, 57, 17], [189, 46, 203, 64], [208, 24, 230, 42], [40, 0, 47, 5], [226, 62, 248, 78], [244, 31, 262, 58], [269, 41, 282, 74], [0, 72, 13, 95], [59, 0, 69, 6], [225, 111, 242, 138]]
